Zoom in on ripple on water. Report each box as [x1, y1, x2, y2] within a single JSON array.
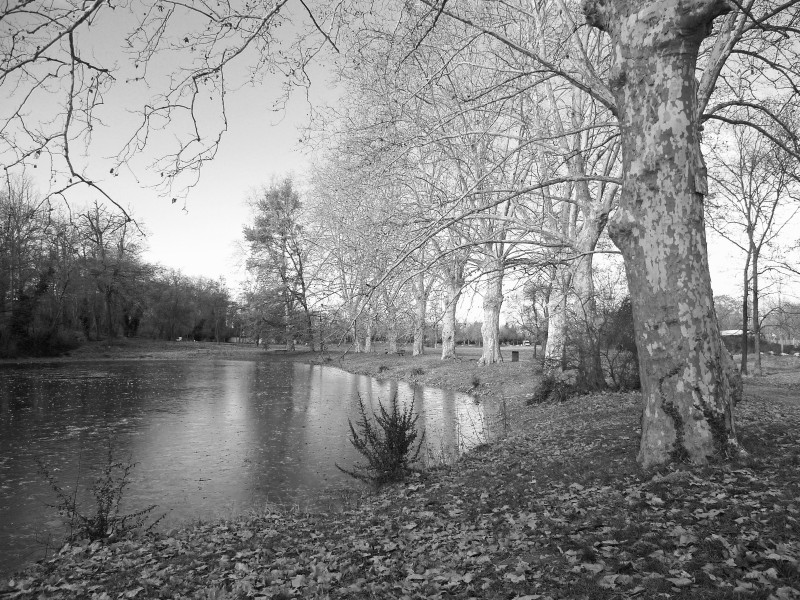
[[0, 359, 490, 576]]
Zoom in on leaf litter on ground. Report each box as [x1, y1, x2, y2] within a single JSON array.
[[3, 372, 800, 599]]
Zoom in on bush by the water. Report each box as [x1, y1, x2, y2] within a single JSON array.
[[337, 394, 425, 487], [35, 440, 162, 543], [531, 296, 640, 403]]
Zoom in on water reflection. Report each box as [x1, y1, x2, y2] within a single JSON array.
[[0, 359, 490, 575]]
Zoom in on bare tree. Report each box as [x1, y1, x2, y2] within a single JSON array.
[[707, 123, 800, 375], [78, 202, 143, 338], [244, 177, 317, 351], [1, 0, 342, 206]]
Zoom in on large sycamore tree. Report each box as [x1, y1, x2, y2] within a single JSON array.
[[580, 0, 744, 466]]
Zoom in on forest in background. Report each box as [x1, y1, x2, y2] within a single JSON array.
[[0, 177, 231, 357]]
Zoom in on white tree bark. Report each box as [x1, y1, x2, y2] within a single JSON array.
[[584, 0, 742, 467], [364, 312, 374, 353], [536, 75, 617, 384], [544, 271, 568, 370], [544, 229, 607, 389], [478, 254, 504, 365], [440, 276, 463, 360], [350, 318, 364, 353]]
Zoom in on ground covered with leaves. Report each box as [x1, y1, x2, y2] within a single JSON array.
[[3, 347, 800, 599]]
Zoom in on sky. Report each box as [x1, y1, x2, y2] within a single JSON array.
[[17, 3, 336, 294], [129, 84, 320, 289]]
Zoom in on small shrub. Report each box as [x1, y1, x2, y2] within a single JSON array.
[[607, 349, 641, 390], [600, 296, 641, 390], [377, 364, 389, 373], [410, 367, 425, 376], [337, 394, 425, 487], [35, 439, 162, 543], [528, 370, 575, 404]]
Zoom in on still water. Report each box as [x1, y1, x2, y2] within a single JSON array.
[[0, 359, 489, 575]]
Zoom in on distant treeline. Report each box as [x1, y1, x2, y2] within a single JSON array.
[[0, 178, 235, 357]]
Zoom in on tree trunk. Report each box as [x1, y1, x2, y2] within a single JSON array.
[[440, 277, 462, 360], [305, 311, 315, 352], [352, 319, 364, 353], [585, 0, 742, 467], [284, 297, 295, 351], [740, 252, 750, 374], [544, 257, 604, 388], [478, 256, 503, 365], [752, 247, 762, 376], [385, 294, 398, 354], [412, 272, 427, 357], [364, 310, 374, 353], [544, 274, 568, 370], [572, 253, 606, 390], [440, 304, 457, 360]]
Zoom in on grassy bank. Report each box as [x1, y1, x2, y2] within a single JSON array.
[[306, 344, 541, 403], [0, 337, 271, 364], [3, 341, 800, 599]]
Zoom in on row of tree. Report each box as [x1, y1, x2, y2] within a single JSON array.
[[234, 1, 800, 468], [0, 178, 234, 357]]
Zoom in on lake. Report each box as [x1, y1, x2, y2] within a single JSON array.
[[0, 359, 490, 575]]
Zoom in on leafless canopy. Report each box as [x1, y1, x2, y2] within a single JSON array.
[[1, 0, 342, 212]]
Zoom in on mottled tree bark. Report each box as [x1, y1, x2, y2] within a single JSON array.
[[584, 0, 742, 467], [440, 269, 464, 360], [544, 273, 568, 370], [440, 284, 460, 360], [364, 313, 374, 353], [478, 255, 504, 365]]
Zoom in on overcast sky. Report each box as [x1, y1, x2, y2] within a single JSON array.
[[133, 83, 319, 289], [20, 6, 335, 293]]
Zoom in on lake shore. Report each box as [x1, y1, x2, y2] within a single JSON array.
[[2, 338, 543, 415], [4, 339, 800, 598]]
